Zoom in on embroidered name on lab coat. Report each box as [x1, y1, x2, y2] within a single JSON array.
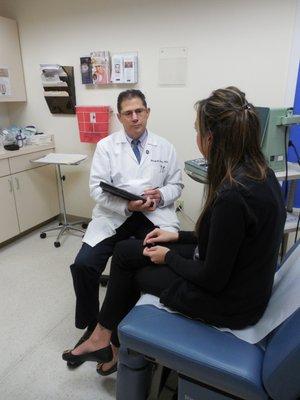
[[150, 159, 168, 173]]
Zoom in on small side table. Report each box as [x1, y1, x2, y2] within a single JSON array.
[[32, 153, 88, 247]]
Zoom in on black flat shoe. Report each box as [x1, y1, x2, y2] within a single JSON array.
[[62, 345, 113, 364], [67, 328, 93, 369], [96, 361, 118, 376]]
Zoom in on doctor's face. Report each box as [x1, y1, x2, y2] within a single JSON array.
[[118, 97, 150, 139]]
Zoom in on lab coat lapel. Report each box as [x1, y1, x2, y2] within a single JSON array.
[[115, 130, 137, 163], [140, 131, 158, 167]]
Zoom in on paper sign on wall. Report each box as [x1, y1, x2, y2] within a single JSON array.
[[159, 47, 188, 86], [0, 67, 11, 97]]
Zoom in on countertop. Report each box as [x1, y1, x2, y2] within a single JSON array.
[[0, 142, 55, 160]]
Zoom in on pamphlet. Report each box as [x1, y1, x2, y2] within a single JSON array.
[[80, 57, 93, 84], [123, 53, 138, 83], [90, 51, 111, 85], [110, 53, 138, 84], [0, 67, 11, 97], [111, 54, 124, 83]]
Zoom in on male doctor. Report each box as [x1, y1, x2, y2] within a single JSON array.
[[67, 89, 183, 370]]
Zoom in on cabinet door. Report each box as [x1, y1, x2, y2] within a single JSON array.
[[13, 165, 59, 232], [0, 16, 26, 102], [0, 176, 20, 242]]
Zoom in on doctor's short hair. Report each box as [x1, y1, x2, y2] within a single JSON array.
[[117, 89, 147, 113]]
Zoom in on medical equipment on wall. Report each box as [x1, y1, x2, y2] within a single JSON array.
[[76, 105, 111, 143], [185, 107, 300, 183]]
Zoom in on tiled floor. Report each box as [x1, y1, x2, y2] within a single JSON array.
[[0, 225, 115, 400]]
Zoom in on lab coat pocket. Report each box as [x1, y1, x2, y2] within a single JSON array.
[[150, 162, 168, 186]]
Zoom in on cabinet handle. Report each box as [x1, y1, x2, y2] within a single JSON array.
[[15, 177, 20, 190], [8, 178, 13, 192]]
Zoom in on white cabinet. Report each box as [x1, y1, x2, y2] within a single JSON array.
[[12, 165, 59, 232], [0, 176, 19, 242], [0, 16, 26, 102], [0, 146, 59, 244]]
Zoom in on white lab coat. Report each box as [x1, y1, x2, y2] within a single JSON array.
[[83, 129, 183, 247]]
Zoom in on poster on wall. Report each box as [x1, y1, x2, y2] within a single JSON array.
[[0, 67, 11, 97]]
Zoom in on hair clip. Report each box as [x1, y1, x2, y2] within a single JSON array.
[[242, 103, 251, 110]]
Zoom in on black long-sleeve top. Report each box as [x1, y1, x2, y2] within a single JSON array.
[[160, 169, 286, 329]]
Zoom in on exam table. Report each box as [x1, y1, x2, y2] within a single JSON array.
[[116, 244, 300, 400]]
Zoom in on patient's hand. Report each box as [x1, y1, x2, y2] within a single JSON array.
[[143, 228, 179, 246], [143, 245, 170, 264]]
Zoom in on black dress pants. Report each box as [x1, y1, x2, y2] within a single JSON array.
[[70, 212, 155, 329], [97, 238, 195, 346]]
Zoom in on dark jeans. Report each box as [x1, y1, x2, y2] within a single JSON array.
[[97, 238, 195, 346], [70, 212, 156, 329]]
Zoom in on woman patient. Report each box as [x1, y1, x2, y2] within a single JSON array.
[[63, 86, 286, 375]]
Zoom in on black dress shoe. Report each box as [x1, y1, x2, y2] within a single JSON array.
[[62, 345, 113, 364], [66, 328, 93, 369]]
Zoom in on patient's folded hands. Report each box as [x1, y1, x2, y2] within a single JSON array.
[[143, 245, 170, 264], [143, 228, 179, 246]]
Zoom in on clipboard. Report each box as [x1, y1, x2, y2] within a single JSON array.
[[100, 182, 146, 202]]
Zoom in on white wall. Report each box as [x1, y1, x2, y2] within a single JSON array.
[[0, 0, 297, 220], [285, 0, 300, 105], [0, 103, 10, 128]]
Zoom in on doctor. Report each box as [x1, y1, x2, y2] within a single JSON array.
[[67, 89, 183, 370]]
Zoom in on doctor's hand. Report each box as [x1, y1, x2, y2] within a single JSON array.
[[128, 197, 156, 212], [143, 245, 170, 264], [142, 188, 162, 203], [143, 228, 179, 246]]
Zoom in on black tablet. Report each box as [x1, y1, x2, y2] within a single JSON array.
[[100, 182, 146, 203]]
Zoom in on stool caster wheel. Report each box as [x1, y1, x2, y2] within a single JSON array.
[[54, 241, 61, 248], [82, 223, 88, 229], [40, 232, 46, 239], [59, 222, 63, 226]]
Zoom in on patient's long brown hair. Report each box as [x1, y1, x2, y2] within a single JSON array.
[[195, 86, 268, 231]]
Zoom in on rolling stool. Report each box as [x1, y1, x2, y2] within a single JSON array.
[[40, 163, 87, 247]]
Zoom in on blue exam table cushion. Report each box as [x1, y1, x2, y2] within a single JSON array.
[[118, 305, 268, 400]]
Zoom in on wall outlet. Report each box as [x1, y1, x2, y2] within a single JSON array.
[[176, 199, 184, 212]]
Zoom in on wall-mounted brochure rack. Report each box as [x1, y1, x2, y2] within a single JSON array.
[[80, 52, 138, 85], [40, 64, 76, 114]]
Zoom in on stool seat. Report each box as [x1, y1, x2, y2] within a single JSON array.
[[118, 305, 268, 400]]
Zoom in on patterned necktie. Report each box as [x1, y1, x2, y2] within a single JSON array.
[[131, 139, 141, 163]]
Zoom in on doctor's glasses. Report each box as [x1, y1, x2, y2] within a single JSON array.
[[120, 108, 147, 118]]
